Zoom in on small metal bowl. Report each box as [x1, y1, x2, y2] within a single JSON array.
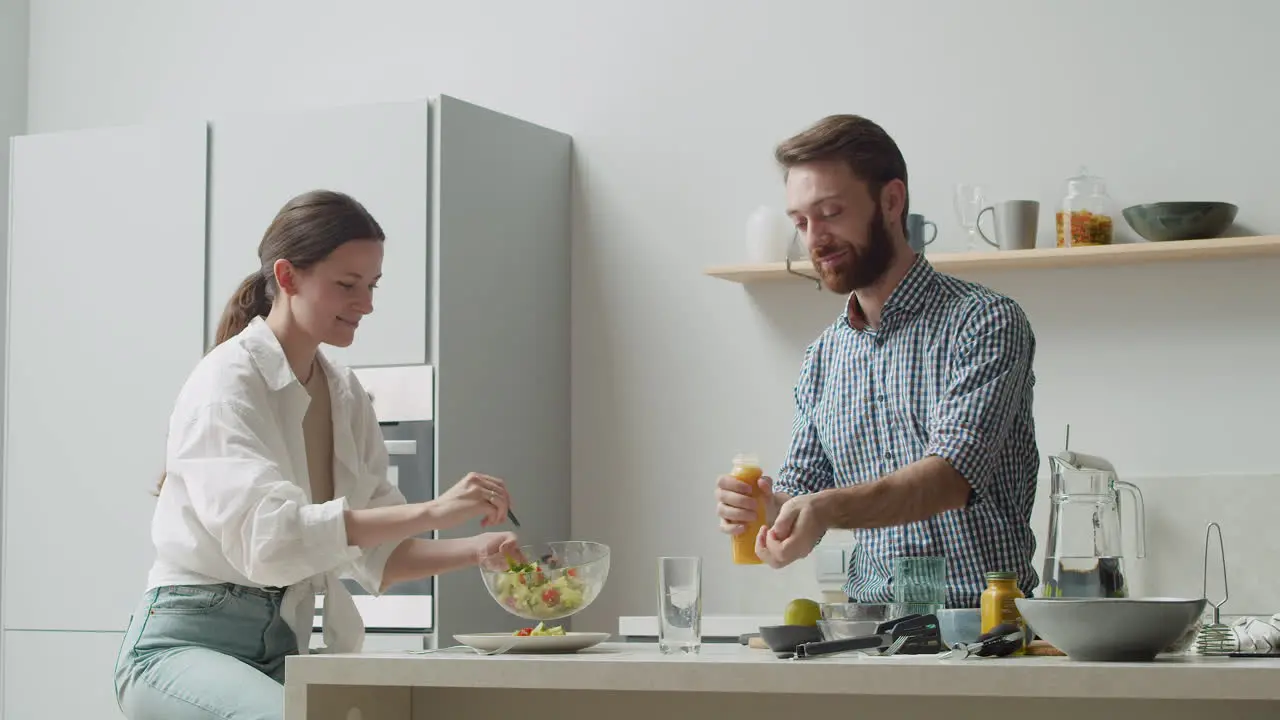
[[817, 619, 880, 640], [819, 603, 892, 622]]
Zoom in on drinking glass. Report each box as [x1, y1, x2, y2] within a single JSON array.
[[893, 555, 947, 614], [953, 184, 989, 252], [657, 556, 702, 655]]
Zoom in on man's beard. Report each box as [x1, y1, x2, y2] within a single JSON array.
[[811, 203, 896, 295]]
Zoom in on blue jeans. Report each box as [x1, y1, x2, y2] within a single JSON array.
[[114, 584, 300, 720]]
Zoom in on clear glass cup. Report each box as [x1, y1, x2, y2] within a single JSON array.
[[953, 184, 990, 253], [893, 555, 947, 613], [657, 556, 702, 655]]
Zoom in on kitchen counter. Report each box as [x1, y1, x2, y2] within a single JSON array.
[[284, 642, 1280, 719]]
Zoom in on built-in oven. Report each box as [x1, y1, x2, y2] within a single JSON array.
[[313, 364, 436, 636]]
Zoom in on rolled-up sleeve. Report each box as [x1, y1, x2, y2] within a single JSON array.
[[775, 344, 837, 497], [343, 386, 409, 595], [926, 297, 1036, 504], [171, 400, 361, 587]]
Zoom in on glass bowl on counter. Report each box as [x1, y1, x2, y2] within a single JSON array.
[[478, 541, 611, 622], [817, 619, 881, 641], [937, 608, 983, 646], [820, 602, 892, 623]]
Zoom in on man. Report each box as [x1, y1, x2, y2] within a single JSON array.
[[715, 114, 1040, 607]]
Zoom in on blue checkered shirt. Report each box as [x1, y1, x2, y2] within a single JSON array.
[[774, 255, 1040, 608]]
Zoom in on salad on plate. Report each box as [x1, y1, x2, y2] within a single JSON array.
[[513, 622, 566, 637]]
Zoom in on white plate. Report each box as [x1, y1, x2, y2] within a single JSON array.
[[452, 632, 610, 654]]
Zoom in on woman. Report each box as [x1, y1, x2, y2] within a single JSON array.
[[114, 190, 520, 719]]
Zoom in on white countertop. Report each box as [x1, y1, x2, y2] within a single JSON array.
[[285, 642, 1280, 701]]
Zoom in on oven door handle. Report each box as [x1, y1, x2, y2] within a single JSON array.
[[384, 440, 418, 456]]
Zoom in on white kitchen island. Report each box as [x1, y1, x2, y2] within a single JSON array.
[[284, 642, 1280, 720]]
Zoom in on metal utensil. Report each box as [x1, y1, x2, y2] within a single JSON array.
[[1194, 521, 1234, 655], [507, 508, 521, 527], [409, 638, 518, 656], [939, 626, 1026, 660], [881, 636, 909, 657]]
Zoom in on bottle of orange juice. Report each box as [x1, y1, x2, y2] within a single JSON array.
[[730, 453, 765, 565]]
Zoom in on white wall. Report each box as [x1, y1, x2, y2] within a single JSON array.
[[0, 0, 28, 474], [22, 0, 1280, 631]]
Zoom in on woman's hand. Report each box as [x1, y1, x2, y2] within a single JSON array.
[[428, 472, 513, 530], [470, 531, 522, 566]]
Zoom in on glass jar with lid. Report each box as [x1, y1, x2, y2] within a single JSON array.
[[1056, 167, 1115, 247], [980, 570, 1028, 655]]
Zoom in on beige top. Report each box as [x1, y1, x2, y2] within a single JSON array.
[[302, 360, 335, 504]]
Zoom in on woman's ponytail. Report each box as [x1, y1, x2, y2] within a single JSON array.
[[214, 270, 272, 347]]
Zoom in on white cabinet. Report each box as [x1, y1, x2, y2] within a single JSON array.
[[2, 630, 126, 719], [207, 99, 430, 367], [3, 123, 209, 634]]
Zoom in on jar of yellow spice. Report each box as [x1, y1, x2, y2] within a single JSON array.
[[980, 571, 1027, 655]]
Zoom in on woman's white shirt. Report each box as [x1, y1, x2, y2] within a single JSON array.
[[146, 316, 407, 654]]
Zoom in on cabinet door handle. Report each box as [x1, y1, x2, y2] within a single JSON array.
[[385, 440, 418, 456]]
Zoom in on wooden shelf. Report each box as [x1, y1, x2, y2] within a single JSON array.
[[704, 235, 1280, 284]]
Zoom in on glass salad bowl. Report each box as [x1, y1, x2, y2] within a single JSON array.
[[478, 541, 611, 622]]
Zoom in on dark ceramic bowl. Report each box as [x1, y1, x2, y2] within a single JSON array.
[[1122, 202, 1238, 242], [757, 624, 823, 657]]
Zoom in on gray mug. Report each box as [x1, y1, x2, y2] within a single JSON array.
[[907, 213, 938, 254], [976, 200, 1039, 251]]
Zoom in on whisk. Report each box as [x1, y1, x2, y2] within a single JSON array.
[[1194, 521, 1234, 655]]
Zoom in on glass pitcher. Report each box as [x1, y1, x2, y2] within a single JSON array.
[[1040, 450, 1146, 598]]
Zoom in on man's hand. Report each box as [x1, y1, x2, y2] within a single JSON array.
[[754, 492, 829, 569], [716, 473, 783, 535]]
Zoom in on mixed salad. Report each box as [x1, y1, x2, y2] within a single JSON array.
[[513, 622, 566, 637], [492, 555, 587, 619]]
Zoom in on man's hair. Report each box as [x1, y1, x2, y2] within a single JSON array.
[[774, 114, 910, 228]]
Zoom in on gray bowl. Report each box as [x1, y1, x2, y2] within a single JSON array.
[[1122, 202, 1238, 242], [757, 624, 823, 657], [1016, 597, 1206, 662]]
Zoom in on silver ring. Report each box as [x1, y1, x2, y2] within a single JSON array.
[[487, 489, 497, 503]]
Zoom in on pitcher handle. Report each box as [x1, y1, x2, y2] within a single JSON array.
[[1116, 480, 1146, 559]]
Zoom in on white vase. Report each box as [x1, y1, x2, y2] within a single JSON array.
[[745, 205, 791, 263]]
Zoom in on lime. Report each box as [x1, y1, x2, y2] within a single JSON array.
[[783, 598, 821, 627]]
